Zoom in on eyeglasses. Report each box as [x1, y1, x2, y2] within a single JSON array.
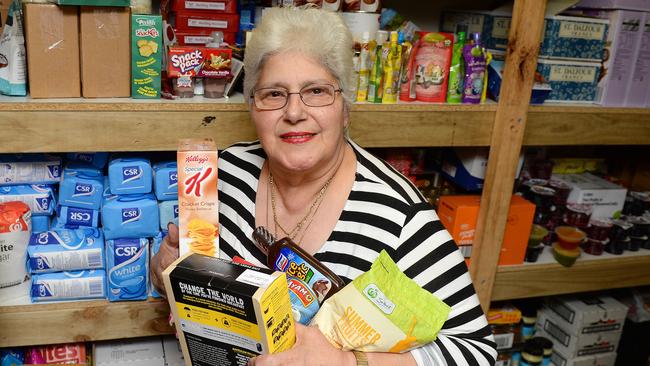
[[251, 84, 343, 111]]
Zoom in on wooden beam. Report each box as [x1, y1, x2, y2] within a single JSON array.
[[469, 0, 548, 312]]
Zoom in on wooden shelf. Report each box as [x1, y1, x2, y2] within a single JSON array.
[[0, 96, 498, 152], [491, 251, 650, 301], [0, 298, 173, 347]]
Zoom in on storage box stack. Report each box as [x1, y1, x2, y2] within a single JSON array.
[[102, 157, 158, 301], [535, 295, 628, 366], [172, 0, 239, 46]]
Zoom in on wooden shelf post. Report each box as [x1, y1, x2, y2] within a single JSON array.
[[469, 0, 548, 311]]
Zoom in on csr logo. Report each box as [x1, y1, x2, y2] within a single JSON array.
[[116, 246, 139, 257], [74, 183, 93, 194], [122, 208, 141, 224], [169, 172, 178, 185], [70, 211, 92, 222], [122, 166, 142, 183]]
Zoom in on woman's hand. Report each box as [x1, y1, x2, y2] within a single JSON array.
[[248, 323, 354, 366], [150, 223, 180, 297]]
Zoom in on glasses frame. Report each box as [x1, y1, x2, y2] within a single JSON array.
[[250, 84, 343, 111]]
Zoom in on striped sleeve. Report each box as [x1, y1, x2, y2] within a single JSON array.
[[395, 203, 497, 366]]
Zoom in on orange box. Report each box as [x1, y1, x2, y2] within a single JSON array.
[[177, 138, 219, 257], [437, 195, 535, 266]]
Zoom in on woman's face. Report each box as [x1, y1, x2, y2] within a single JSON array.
[[251, 52, 349, 175]]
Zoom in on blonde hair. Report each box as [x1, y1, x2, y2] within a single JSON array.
[[243, 7, 354, 106]]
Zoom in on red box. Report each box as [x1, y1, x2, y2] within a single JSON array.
[[172, 0, 237, 13], [175, 11, 239, 33], [437, 195, 535, 266], [175, 29, 236, 45], [168, 46, 232, 78]]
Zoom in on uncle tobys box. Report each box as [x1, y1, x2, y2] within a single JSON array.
[[177, 138, 219, 257], [132, 15, 163, 98], [163, 253, 296, 366]]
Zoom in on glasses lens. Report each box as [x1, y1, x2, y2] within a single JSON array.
[[254, 88, 288, 110], [301, 84, 336, 107]]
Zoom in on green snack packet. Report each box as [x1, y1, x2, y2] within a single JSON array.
[[312, 250, 451, 353]]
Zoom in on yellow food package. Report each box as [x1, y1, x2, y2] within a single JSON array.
[[311, 250, 451, 353]]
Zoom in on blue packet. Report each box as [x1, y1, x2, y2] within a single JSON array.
[[0, 184, 56, 215], [31, 270, 107, 302], [102, 193, 159, 240], [153, 162, 178, 201], [28, 228, 105, 273], [59, 173, 104, 210], [108, 158, 152, 195], [56, 206, 100, 228], [107, 238, 149, 301]]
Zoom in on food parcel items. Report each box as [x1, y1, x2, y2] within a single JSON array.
[[0, 0, 27, 96], [106, 238, 149, 301], [63, 162, 103, 179], [67, 152, 110, 169], [177, 138, 219, 257], [108, 157, 153, 195], [31, 269, 107, 302], [0, 155, 62, 186], [252, 226, 345, 325], [0, 184, 56, 216], [153, 161, 178, 201], [27, 228, 105, 274], [55, 206, 100, 228], [59, 174, 104, 210], [25, 342, 87, 365], [159, 199, 179, 230], [312, 250, 450, 353], [163, 253, 296, 365], [102, 193, 159, 240], [132, 15, 163, 99], [0, 201, 31, 288]]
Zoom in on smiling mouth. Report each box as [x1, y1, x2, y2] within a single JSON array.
[[280, 132, 316, 139]]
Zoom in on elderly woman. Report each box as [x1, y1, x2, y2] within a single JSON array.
[[152, 6, 497, 366]]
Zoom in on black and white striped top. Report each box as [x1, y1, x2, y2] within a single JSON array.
[[217, 140, 497, 366]]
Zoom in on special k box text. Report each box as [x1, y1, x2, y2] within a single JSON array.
[[163, 253, 296, 366], [437, 195, 535, 265], [177, 138, 219, 257]]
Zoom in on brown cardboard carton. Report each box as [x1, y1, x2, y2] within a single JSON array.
[[23, 3, 80, 98], [80, 6, 130, 98]]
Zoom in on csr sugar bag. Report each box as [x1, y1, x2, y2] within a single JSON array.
[[0, 201, 31, 288], [312, 250, 451, 353]]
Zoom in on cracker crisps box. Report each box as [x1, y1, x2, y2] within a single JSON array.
[[163, 253, 296, 366], [131, 15, 162, 98], [177, 138, 219, 257]]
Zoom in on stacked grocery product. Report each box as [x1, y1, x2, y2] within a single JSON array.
[[535, 295, 628, 366]]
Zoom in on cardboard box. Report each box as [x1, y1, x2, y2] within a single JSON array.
[[437, 195, 535, 265], [162, 336, 185, 366], [131, 15, 163, 98], [536, 312, 622, 358], [163, 253, 296, 366], [575, 0, 650, 11], [625, 12, 650, 107], [94, 337, 165, 366], [177, 138, 219, 257], [174, 29, 236, 46], [80, 7, 130, 98], [171, 0, 237, 13], [544, 295, 628, 335], [537, 58, 601, 103], [175, 11, 240, 33], [552, 173, 628, 219], [551, 350, 617, 366], [596, 10, 645, 106], [23, 3, 80, 98], [541, 15, 609, 61]]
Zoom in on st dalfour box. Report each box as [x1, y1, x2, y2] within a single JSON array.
[[163, 253, 296, 366], [177, 138, 219, 257], [596, 10, 645, 106], [537, 58, 601, 102], [131, 15, 163, 98], [540, 16, 609, 61]]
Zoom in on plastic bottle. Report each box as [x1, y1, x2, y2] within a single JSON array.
[[252, 226, 345, 325], [462, 33, 486, 104]]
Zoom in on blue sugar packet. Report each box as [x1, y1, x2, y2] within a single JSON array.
[[28, 228, 105, 273], [67, 152, 109, 169], [108, 158, 152, 195], [102, 193, 159, 240], [59, 174, 104, 210], [32, 215, 50, 233], [0, 184, 56, 215], [107, 238, 149, 302], [31, 270, 107, 302], [158, 200, 178, 230], [63, 162, 103, 179], [153, 162, 178, 201], [56, 205, 100, 228], [0, 154, 61, 186]]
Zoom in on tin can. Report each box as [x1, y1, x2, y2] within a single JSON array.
[[342, 0, 381, 13]]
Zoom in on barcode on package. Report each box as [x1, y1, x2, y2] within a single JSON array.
[[494, 333, 514, 350], [87, 251, 102, 268], [577, 344, 615, 357], [458, 245, 472, 258], [544, 319, 570, 347], [89, 277, 104, 296]]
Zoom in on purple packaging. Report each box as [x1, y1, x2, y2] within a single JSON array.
[[462, 33, 486, 104], [575, 0, 650, 11], [597, 10, 645, 106], [626, 12, 650, 106]]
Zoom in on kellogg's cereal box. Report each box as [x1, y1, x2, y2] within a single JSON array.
[[131, 15, 162, 98], [177, 138, 219, 257]]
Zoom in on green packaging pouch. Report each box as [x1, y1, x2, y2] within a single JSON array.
[[312, 250, 451, 353]]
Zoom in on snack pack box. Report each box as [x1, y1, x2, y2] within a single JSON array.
[[177, 138, 219, 257], [131, 15, 163, 98], [163, 253, 295, 365]]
